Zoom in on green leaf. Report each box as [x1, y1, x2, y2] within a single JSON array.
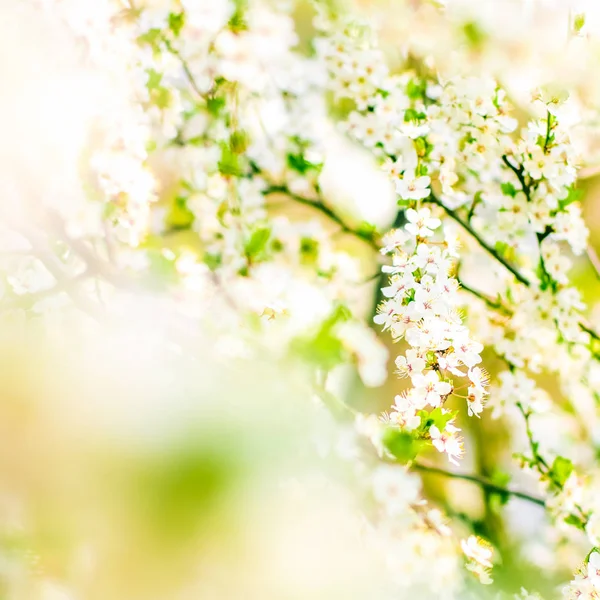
[[565, 514, 586, 531], [431, 407, 457, 430], [404, 108, 419, 122], [550, 456, 574, 487], [166, 196, 195, 230], [218, 144, 242, 177], [406, 79, 426, 100], [462, 21, 486, 48], [146, 69, 171, 109], [404, 109, 426, 123], [574, 13, 586, 34], [168, 12, 185, 37], [299, 237, 319, 265], [413, 137, 431, 159], [417, 407, 457, 434], [230, 130, 249, 154], [500, 182, 517, 197], [357, 221, 378, 239], [203, 252, 222, 271], [495, 240, 510, 258], [146, 68, 163, 90], [138, 28, 163, 51], [244, 226, 271, 260], [206, 95, 226, 117], [382, 429, 424, 463], [229, 0, 248, 32], [490, 469, 511, 487], [416, 163, 429, 177], [286, 152, 321, 175], [291, 304, 351, 370], [152, 87, 171, 110]]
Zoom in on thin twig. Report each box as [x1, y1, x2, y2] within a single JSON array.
[[516, 402, 552, 475], [412, 461, 546, 507], [163, 39, 205, 99], [544, 111, 554, 153], [515, 402, 588, 523], [428, 194, 531, 286], [429, 195, 600, 344], [579, 320, 600, 342], [502, 155, 529, 197], [457, 277, 512, 316], [264, 185, 380, 249]]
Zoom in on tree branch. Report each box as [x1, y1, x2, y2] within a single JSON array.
[[263, 185, 380, 250], [457, 277, 512, 316], [412, 461, 546, 507], [428, 194, 600, 345], [428, 194, 531, 286], [515, 402, 588, 525], [502, 155, 530, 197]]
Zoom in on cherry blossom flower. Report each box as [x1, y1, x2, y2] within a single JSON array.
[[405, 207, 440, 237], [430, 423, 464, 465]]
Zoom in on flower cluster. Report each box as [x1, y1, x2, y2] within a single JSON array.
[[375, 207, 487, 464]]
